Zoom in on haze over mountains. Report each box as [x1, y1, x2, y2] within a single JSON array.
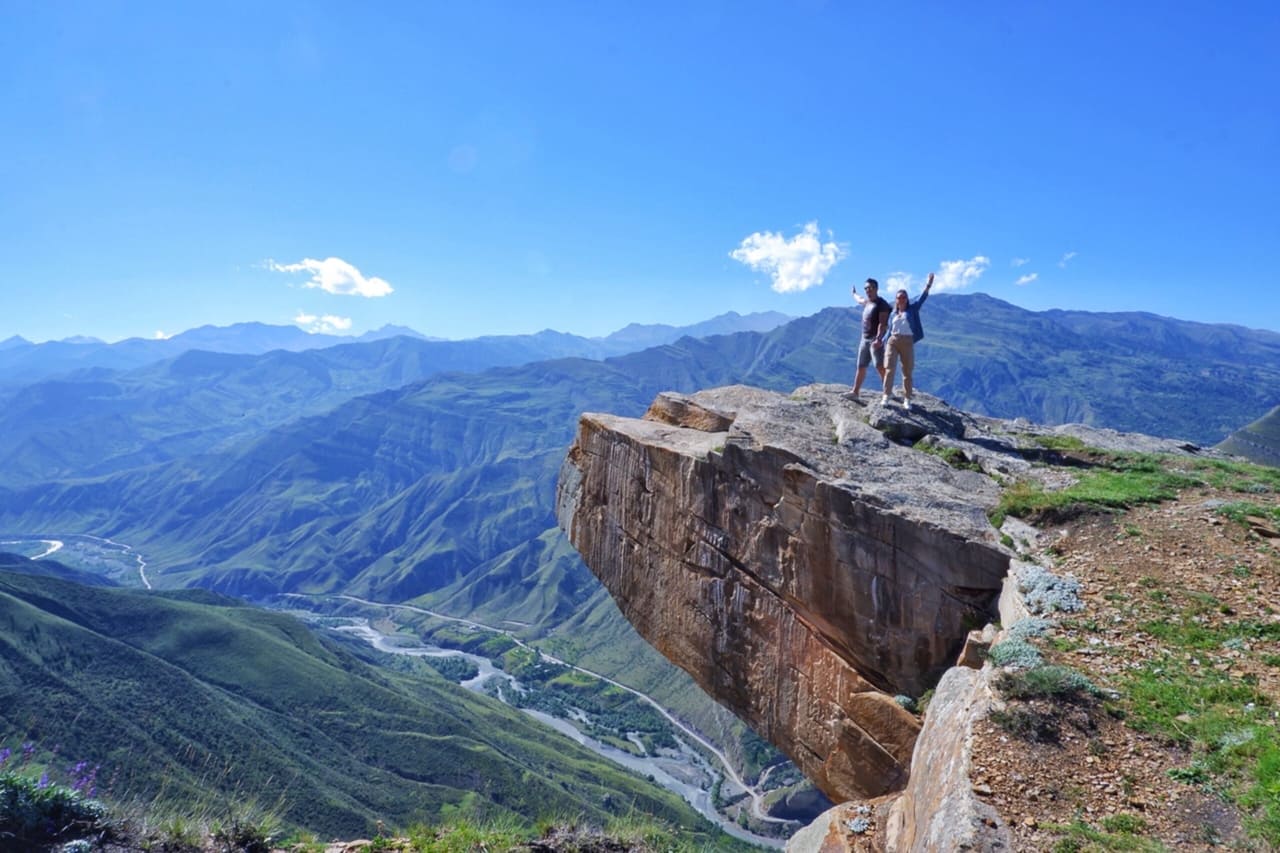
[[0, 310, 793, 392], [1, 296, 1277, 841], [1, 296, 1276, 600]]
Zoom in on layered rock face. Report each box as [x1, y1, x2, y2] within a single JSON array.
[[556, 384, 1013, 801]]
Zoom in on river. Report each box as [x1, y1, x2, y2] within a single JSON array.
[[323, 615, 787, 848]]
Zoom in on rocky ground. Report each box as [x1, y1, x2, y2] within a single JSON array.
[[972, 485, 1280, 851]]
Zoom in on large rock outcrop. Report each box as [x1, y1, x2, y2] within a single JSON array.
[[556, 384, 1014, 801]]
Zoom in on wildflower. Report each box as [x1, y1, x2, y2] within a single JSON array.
[[69, 761, 99, 797], [21, 742, 35, 763], [37, 771, 49, 789], [0, 747, 10, 767]]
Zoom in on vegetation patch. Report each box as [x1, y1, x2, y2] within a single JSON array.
[[1045, 816, 1166, 852], [1030, 434, 1088, 453], [914, 441, 983, 471], [1120, 613, 1280, 846], [1213, 500, 1280, 530], [991, 451, 1203, 526], [998, 664, 1102, 702], [0, 758, 109, 848], [1018, 564, 1085, 614], [991, 663, 1104, 744], [1190, 457, 1280, 494], [987, 638, 1043, 669]]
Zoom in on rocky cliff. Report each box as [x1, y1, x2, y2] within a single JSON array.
[[558, 384, 1020, 801], [556, 383, 1213, 824]]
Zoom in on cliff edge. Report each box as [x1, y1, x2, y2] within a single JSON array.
[[557, 384, 1024, 801], [557, 383, 1235, 850]]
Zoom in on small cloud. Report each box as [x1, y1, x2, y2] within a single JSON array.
[[294, 312, 353, 334], [932, 256, 990, 291], [1015, 272, 1039, 286], [730, 222, 845, 293], [1058, 251, 1078, 268], [886, 272, 914, 292], [153, 330, 171, 340], [269, 256, 393, 298], [1011, 257, 1030, 267]]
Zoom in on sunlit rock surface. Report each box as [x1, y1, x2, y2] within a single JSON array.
[[557, 384, 1016, 800]]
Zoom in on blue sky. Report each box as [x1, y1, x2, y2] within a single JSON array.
[[3, 1, 1278, 343]]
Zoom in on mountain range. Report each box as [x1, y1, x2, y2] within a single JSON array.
[[2, 295, 1277, 621], [0, 311, 792, 393], [1, 296, 1276, 840]]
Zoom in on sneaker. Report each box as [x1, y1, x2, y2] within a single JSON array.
[[881, 394, 890, 406], [903, 398, 912, 411]]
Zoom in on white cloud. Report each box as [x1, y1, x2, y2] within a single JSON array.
[[932, 256, 990, 291], [730, 222, 845, 293], [1015, 272, 1039, 286], [269, 256, 393, 298], [886, 272, 914, 292], [294, 312, 353, 334], [1058, 251, 1078, 268], [1011, 257, 1030, 267], [153, 330, 171, 340]]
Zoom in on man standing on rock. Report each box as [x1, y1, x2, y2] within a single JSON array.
[[850, 278, 892, 401]]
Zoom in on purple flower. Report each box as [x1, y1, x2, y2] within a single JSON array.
[[37, 771, 49, 789], [69, 761, 99, 796], [21, 742, 35, 763], [0, 747, 11, 767]]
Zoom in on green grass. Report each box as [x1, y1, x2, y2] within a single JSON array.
[[992, 451, 1280, 528], [1190, 457, 1280, 494], [1118, 613, 1280, 848], [1045, 816, 1167, 852], [404, 814, 534, 852], [914, 441, 982, 471], [0, 768, 109, 847], [991, 452, 1202, 525], [1031, 434, 1089, 452], [1213, 500, 1280, 527]]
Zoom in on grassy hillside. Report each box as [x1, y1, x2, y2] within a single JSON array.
[[1218, 404, 1280, 467], [0, 566, 715, 841]]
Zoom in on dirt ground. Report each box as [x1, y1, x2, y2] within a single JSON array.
[[971, 487, 1280, 851]]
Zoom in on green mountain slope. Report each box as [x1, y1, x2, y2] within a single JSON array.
[[1, 298, 1277, 602], [918, 296, 1280, 442], [0, 566, 711, 840], [1218, 404, 1280, 467], [0, 314, 793, 488]]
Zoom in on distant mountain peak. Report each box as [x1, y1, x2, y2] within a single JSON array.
[[359, 324, 431, 341], [0, 334, 31, 351], [599, 310, 792, 347]]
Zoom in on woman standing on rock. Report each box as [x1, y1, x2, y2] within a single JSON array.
[[883, 272, 934, 411]]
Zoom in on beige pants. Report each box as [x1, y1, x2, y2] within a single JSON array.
[[885, 335, 915, 398]]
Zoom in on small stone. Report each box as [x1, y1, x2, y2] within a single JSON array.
[[972, 783, 993, 796]]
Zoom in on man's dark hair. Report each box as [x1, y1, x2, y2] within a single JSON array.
[[865, 278, 879, 288]]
